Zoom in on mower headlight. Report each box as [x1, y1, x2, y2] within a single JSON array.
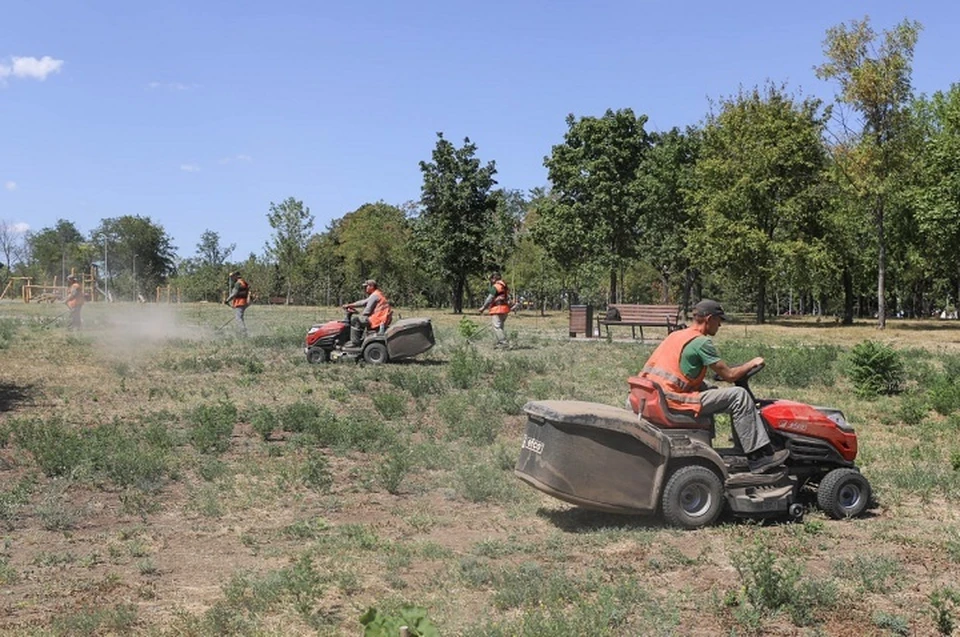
[[307, 326, 320, 335], [817, 407, 853, 432]]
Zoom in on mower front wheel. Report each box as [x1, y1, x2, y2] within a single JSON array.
[[662, 465, 724, 529], [306, 347, 330, 364], [817, 468, 871, 519]]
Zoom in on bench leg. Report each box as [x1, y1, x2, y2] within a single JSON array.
[[631, 326, 636, 339], [639, 326, 644, 342]]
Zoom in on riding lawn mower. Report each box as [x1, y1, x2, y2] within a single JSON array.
[[515, 363, 871, 529]]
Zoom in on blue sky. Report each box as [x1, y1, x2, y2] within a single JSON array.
[[1, 1, 957, 260]]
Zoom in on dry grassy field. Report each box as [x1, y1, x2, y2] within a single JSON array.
[[1, 301, 959, 636]]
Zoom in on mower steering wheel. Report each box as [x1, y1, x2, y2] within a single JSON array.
[[735, 361, 765, 388]]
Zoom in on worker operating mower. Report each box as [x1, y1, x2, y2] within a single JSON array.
[[304, 308, 435, 365], [515, 364, 871, 529]]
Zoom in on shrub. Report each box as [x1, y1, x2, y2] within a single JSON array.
[[372, 392, 406, 420], [0, 318, 17, 350], [279, 402, 320, 433], [359, 605, 439, 637], [928, 376, 960, 416], [930, 587, 960, 635], [897, 392, 929, 426], [387, 369, 444, 398], [448, 344, 491, 389], [457, 463, 513, 503], [847, 340, 905, 397], [377, 443, 411, 494], [16, 417, 85, 477], [188, 403, 237, 454], [250, 406, 277, 441], [302, 451, 334, 492]]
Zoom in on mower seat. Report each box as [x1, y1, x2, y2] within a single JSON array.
[[627, 376, 713, 431]]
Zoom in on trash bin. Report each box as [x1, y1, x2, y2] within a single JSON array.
[[569, 304, 593, 337]]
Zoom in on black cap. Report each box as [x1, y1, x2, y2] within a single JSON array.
[[693, 299, 726, 319]]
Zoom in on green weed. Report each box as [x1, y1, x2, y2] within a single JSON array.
[[457, 463, 514, 503], [51, 603, 138, 636], [847, 340, 905, 397], [930, 586, 960, 635], [302, 450, 334, 492], [377, 443, 411, 494], [872, 611, 909, 636], [831, 555, 902, 593], [188, 403, 237, 454], [372, 392, 406, 420], [250, 405, 277, 441], [448, 344, 492, 389]]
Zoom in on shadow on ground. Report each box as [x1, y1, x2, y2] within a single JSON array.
[[536, 506, 664, 532], [0, 382, 36, 413]]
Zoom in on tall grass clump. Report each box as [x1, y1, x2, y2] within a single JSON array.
[[188, 403, 237, 454], [279, 402, 321, 433], [15, 417, 86, 477], [372, 392, 406, 420], [0, 318, 17, 350], [448, 344, 491, 389], [387, 368, 444, 398], [847, 340, 905, 397], [927, 375, 960, 416], [731, 541, 837, 627]]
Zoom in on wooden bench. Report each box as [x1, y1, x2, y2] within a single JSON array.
[[597, 304, 684, 341]]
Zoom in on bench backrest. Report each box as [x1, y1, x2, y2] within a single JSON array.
[[609, 304, 680, 325]]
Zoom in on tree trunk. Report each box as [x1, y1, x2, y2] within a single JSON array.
[[451, 276, 464, 314], [756, 276, 766, 324], [842, 267, 854, 325], [660, 270, 670, 304], [876, 197, 886, 329], [608, 268, 617, 306]]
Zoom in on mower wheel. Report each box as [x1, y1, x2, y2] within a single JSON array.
[[363, 342, 388, 365], [662, 465, 723, 529], [817, 468, 870, 519], [306, 347, 330, 364]]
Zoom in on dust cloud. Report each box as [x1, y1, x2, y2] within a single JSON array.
[[89, 304, 222, 358]]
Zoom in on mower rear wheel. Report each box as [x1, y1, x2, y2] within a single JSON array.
[[363, 342, 388, 365], [817, 468, 870, 519], [306, 347, 330, 364], [662, 465, 723, 529]]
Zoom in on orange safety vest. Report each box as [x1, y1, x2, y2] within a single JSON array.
[[638, 327, 708, 416], [66, 283, 84, 309], [231, 278, 249, 308], [368, 289, 393, 329], [490, 280, 510, 315]]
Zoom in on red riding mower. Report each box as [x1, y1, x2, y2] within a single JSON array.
[[304, 308, 435, 365], [515, 364, 871, 529]]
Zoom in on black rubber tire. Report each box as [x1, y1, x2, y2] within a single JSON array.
[[817, 468, 871, 519], [306, 347, 329, 364], [362, 342, 388, 365], [661, 465, 724, 529]]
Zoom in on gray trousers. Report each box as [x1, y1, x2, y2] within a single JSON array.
[[350, 314, 370, 346], [69, 307, 83, 330], [491, 313, 507, 344], [234, 305, 247, 335], [698, 386, 769, 454]]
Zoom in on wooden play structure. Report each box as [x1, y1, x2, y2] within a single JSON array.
[[155, 285, 182, 303], [0, 266, 104, 303]]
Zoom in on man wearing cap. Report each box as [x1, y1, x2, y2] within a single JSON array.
[[478, 272, 511, 348], [638, 299, 789, 473], [224, 271, 250, 335], [64, 274, 85, 330], [342, 279, 392, 348]]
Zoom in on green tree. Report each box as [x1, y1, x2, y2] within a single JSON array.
[[634, 127, 701, 307], [541, 109, 651, 304], [26, 219, 87, 283], [335, 202, 414, 303], [172, 230, 237, 302], [691, 84, 830, 323], [416, 133, 498, 313], [91, 216, 177, 300], [912, 84, 960, 312], [816, 16, 923, 328], [265, 197, 315, 304]]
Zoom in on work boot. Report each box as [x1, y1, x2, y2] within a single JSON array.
[[747, 447, 790, 474]]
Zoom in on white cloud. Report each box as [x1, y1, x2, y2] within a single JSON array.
[[12, 222, 29, 233], [218, 154, 253, 164], [180, 163, 200, 172], [0, 56, 64, 84], [148, 81, 198, 91], [4, 181, 16, 191]]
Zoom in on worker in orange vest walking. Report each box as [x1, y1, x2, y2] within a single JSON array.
[[342, 279, 393, 348], [478, 271, 511, 348], [64, 274, 85, 330], [224, 271, 250, 335]]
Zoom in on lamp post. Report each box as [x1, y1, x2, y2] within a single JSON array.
[[133, 254, 138, 302], [101, 234, 109, 302]]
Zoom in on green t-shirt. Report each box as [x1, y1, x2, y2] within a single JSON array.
[[679, 336, 721, 378]]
